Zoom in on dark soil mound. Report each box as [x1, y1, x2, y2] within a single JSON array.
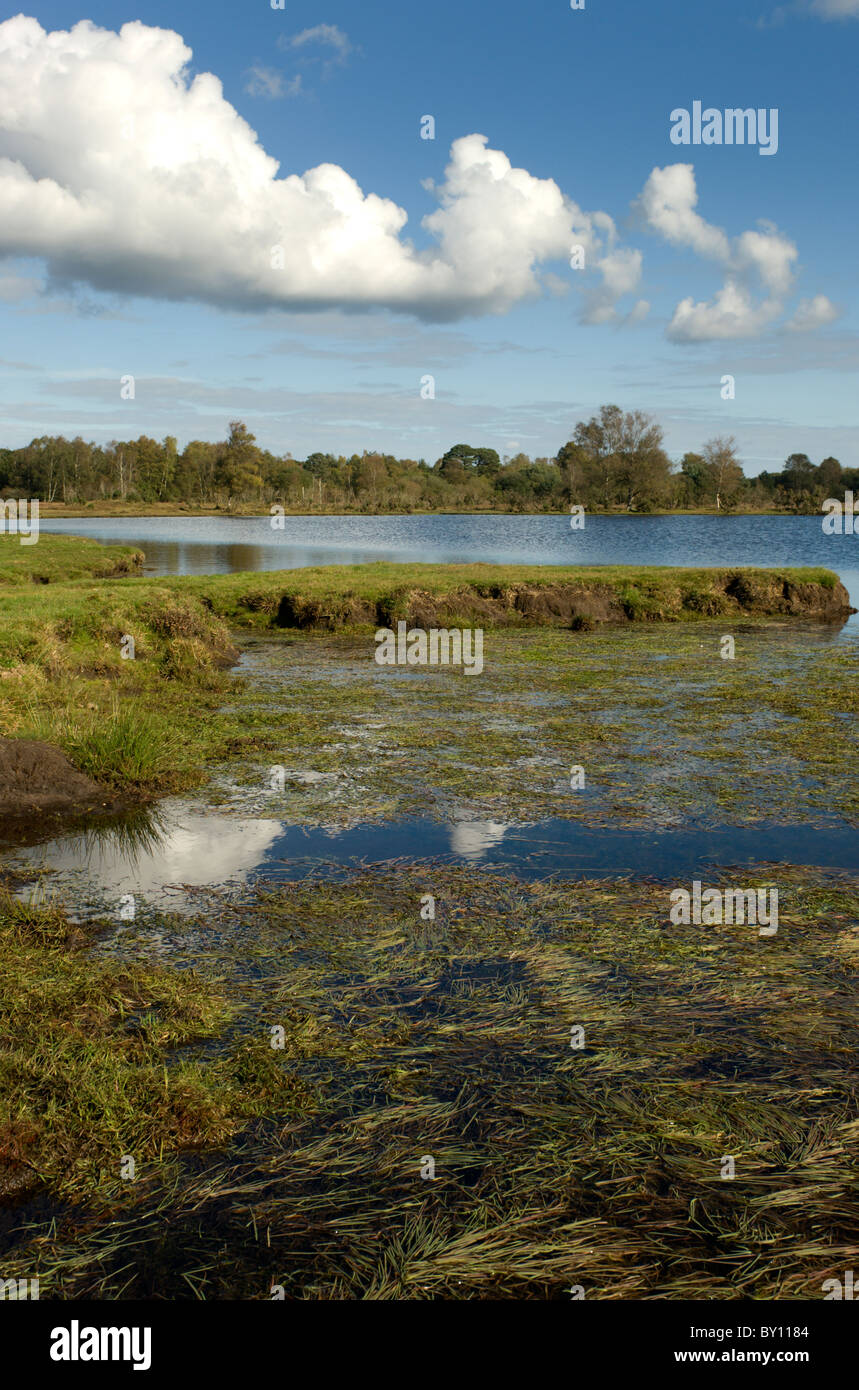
[[0, 737, 117, 822]]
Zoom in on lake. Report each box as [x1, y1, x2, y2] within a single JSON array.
[[37, 512, 859, 619]]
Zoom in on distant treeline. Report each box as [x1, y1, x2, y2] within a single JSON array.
[[0, 407, 854, 513]]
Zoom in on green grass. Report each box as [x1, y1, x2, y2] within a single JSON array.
[[0, 532, 143, 585], [0, 561, 241, 793], [0, 890, 318, 1203], [23, 702, 184, 789], [0, 892, 232, 1198]]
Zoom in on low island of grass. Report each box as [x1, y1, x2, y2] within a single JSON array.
[[0, 535, 852, 807]]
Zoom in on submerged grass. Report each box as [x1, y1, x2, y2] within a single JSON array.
[[211, 623, 859, 827], [2, 864, 859, 1299], [0, 891, 234, 1200]]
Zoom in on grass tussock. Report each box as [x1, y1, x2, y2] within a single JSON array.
[[27, 704, 183, 790], [0, 891, 241, 1200]]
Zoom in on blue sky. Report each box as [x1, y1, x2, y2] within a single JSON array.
[[0, 0, 857, 471]]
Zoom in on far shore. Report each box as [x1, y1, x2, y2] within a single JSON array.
[[27, 501, 827, 519]]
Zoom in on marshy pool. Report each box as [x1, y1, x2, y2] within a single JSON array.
[[3, 617, 857, 912]]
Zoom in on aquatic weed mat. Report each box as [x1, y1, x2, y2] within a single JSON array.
[[204, 622, 859, 829], [5, 862, 859, 1300]]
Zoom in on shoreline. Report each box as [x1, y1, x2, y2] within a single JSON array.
[[30, 503, 831, 519]]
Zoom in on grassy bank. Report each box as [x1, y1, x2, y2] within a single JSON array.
[[2, 864, 858, 1297], [174, 560, 848, 630], [0, 575, 238, 796]]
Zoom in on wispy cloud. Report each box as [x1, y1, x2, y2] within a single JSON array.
[[277, 24, 354, 75], [0, 272, 44, 302], [809, 0, 859, 16], [244, 66, 302, 100], [759, 0, 859, 25]]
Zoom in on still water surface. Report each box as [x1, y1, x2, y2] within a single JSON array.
[[6, 806, 858, 917]]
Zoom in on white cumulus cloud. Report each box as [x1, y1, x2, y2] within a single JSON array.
[[733, 225, 796, 296], [0, 17, 836, 342], [0, 15, 641, 323], [786, 294, 841, 331], [668, 283, 782, 342], [635, 164, 832, 342], [581, 247, 645, 324], [635, 163, 730, 261]]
